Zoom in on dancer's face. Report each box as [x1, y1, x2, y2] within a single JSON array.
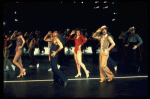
[[17, 32, 22, 36], [102, 29, 107, 35], [76, 30, 80, 36], [48, 31, 52, 34], [130, 29, 135, 34], [53, 31, 57, 37]]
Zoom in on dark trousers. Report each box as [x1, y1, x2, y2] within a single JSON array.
[[51, 54, 68, 83], [127, 43, 140, 70], [58, 48, 64, 65], [29, 48, 38, 66]]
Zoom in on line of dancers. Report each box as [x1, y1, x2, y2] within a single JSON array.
[[3, 25, 143, 87]]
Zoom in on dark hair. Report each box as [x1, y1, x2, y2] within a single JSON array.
[[17, 31, 23, 36]]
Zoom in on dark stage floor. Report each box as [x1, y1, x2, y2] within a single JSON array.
[[3, 49, 148, 98]]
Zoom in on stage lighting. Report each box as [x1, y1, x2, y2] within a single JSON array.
[[74, 1, 75, 3], [96, 6, 99, 8], [95, 1, 99, 3], [14, 11, 17, 14], [3, 22, 6, 26], [81, 1, 83, 4], [103, 6, 108, 9], [15, 19, 18, 22], [112, 19, 115, 21], [104, 1, 108, 3], [112, 2, 114, 4]]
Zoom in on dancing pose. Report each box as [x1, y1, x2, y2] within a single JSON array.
[[92, 25, 115, 82], [3, 34, 15, 71], [124, 26, 143, 72], [50, 31, 68, 87], [10, 30, 26, 78], [68, 29, 90, 78]]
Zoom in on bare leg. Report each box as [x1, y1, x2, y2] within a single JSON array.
[[13, 50, 23, 74], [77, 50, 89, 77], [74, 52, 81, 76], [49, 51, 51, 61], [18, 56, 23, 68]]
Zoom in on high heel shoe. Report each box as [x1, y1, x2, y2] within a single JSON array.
[[17, 73, 24, 78], [75, 73, 81, 77], [23, 68, 26, 76], [86, 70, 90, 78], [100, 79, 106, 82]]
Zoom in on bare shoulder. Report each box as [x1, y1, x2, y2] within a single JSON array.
[[108, 36, 113, 40]]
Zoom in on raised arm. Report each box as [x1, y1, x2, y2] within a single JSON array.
[[10, 30, 17, 40], [92, 28, 102, 40], [107, 36, 116, 52], [43, 33, 53, 42], [68, 30, 75, 40]]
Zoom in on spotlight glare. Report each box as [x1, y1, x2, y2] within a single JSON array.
[[3, 22, 6, 26], [112, 19, 115, 21], [95, 1, 99, 3], [15, 19, 18, 22], [104, 1, 108, 3], [14, 11, 17, 14]]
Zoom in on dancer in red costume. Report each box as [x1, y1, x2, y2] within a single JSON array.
[[68, 28, 90, 78]]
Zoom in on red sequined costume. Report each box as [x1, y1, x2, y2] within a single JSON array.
[[68, 34, 87, 53]]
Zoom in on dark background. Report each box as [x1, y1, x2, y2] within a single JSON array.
[[2, 1, 148, 32], [2, 1, 148, 52]]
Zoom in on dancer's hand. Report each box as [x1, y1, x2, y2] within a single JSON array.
[[78, 45, 81, 49], [18, 46, 22, 49], [71, 30, 75, 35], [104, 49, 109, 54], [51, 51, 56, 57], [133, 45, 137, 50]]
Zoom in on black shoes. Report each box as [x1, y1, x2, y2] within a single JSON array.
[[50, 82, 60, 86], [50, 80, 68, 87]]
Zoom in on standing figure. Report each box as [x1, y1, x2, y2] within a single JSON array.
[[92, 25, 115, 82], [50, 31, 68, 87], [68, 28, 90, 78], [10, 30, 26, 78], [3, 34, 16, 71], [28, 33, 39, 68], [124, 26, 143, 72]]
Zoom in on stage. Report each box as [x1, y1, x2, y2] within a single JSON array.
[[3, 47, 148, 98]]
